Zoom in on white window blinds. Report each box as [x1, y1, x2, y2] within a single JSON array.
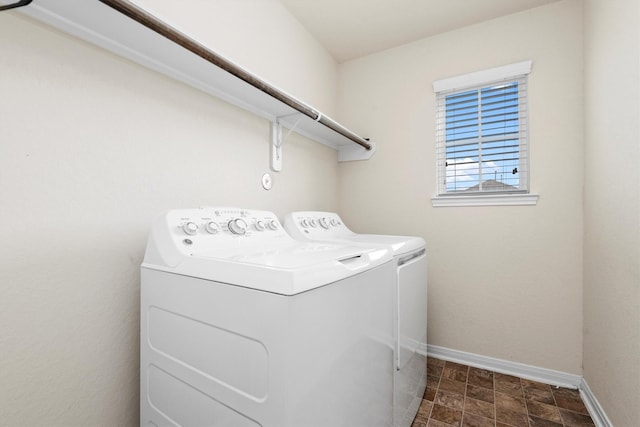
[[434, 62, 531, 196]]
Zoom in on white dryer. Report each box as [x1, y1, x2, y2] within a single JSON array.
[[284, 211, 427, 427], [140, 207, 396, 427]]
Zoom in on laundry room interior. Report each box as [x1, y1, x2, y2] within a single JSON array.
[[1, 0, 638, 426]]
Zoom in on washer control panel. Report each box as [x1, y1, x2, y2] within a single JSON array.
[[161, 207, 289, 252], [284, 211, 354, 241]]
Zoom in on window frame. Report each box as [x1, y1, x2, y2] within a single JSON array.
[[431, 61, 538, 207]]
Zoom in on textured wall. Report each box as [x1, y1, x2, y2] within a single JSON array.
[[0, 2, 338, 425], [583, 0, 640, 425], [337, 0, 584, 374]]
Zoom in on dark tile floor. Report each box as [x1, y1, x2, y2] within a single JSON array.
[[412, 357, 595, 427]]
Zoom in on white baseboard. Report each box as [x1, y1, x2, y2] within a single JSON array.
[[425, 345, 612, 427], [580, 377, 613, 427], [426, 344, 581, 388]]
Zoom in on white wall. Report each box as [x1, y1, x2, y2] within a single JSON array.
[[0, 2, 338, 425], [583, 0, 640, 425], [338, 0, 584, 374]]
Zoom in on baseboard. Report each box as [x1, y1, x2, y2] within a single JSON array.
[[426, 344, 581, 389], [579, 377, 613, 427]]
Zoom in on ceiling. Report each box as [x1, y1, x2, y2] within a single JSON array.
[[279, 0, 561, 63]]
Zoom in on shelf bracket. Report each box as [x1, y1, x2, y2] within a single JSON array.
[[270, 120, 283, 172], [270, 114, 304, 172]]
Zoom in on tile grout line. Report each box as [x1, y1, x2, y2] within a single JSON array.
[[428, 359, 443, 422], [522, 379, 532, 427], [491, 372, 498, 426], [550, 383, 566, 427], [522, 378, 529, 427], [462, 365, 469, 426], [523, 381, 531, 427]]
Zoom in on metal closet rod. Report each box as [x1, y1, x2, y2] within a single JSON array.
[[0, 0, 32, 12], [97, 0, 372, 151]]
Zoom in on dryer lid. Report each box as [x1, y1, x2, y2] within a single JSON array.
[[284, 211, 425, 257]]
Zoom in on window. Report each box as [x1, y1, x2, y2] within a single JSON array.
[[432, 61, 537, 206]]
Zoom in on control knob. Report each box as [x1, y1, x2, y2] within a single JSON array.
[[182, 222, 198, 235], [309, 218, 318, 227], [228, 218, 248, 235], [254, 220, 266, 231], [300, 219, 309, 228], [204, 221, 220, 234], [330, 218, 339, 227], [267, 220, 279, 230], [319, 217, 330, 229]]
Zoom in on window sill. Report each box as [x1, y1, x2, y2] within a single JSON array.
[[431, 193, 539, 207]]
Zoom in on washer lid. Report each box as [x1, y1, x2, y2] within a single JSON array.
[[144, 240, 392, 295], [194, 240, 365, 267], [330, 234, 425, 257]]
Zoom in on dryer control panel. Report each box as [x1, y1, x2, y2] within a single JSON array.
[[284, 211, 354, 241]]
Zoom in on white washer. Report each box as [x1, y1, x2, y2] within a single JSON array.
[[141, 207, 396, 427], [284, 211, 427, 427]]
